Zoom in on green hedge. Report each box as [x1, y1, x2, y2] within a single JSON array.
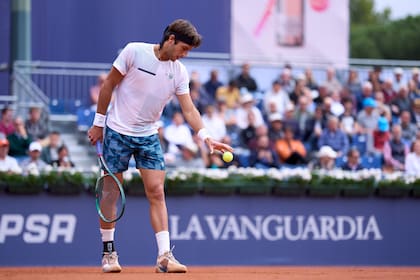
[[1, 170, 419, 199]]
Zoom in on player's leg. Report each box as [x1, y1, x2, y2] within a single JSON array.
[[99, 172, 123, 273], [134, 133, 187, 273], [99, 127, 130, 273], [140, 168, 187, 273]]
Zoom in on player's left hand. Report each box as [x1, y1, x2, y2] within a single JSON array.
[[204, 138, 234, 154]]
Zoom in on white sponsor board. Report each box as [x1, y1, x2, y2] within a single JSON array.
[[231, 0, 349, 67], [170, 214, 382, 241]]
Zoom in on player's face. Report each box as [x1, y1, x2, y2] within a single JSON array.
[[168, 40, 193, 61]]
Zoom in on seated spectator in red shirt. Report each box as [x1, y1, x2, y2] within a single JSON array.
[[371, 116, 390, 154], [0, 107, 15, 136]]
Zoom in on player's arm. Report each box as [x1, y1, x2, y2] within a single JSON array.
[[177, 93, 233, 154], [88, 67, 124, 144], [96, 67, 124, 115]]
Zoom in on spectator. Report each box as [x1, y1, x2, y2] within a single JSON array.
[[7, 116, 32, 160], [356, 97, 380, 134], [275, 126, 307, 165], [318, 115, 349, 157], [247, 124, 272, 150], [163, 111, 193, 158], [189, 80, 212, 114], [374, 91, 392, 122], [203, 69, 223, 102], [0, 107, 15, 136], [408, 80, 420, 101], [175, 141, 206, 168], [25, 106, 49, 144], [313, 84, 329, 107], [250, 134, 280, 169], [41, 131, 62, 165], [356, 81, 374, 112], [342, 148, 363, 171], [327, 92, 344, 117], [304, 105, 326, 153], [405, 139, 420, 176], [340, 98, 358, 141], [21, 141, 49, 175], [368, 66, 383, 92], [235, 93, 264, 130], [381, 78, 396, 104], [276, 68, 295, 94], [0, 138, 22, 174], [399, 110, 417, 144], [235, 63, 258, 92], [322, 66, 343, 95], [216, 79, 241, 109], [411, 98, 420, 128], [282, 103, 300, 140], [390, 86, 411, 119], [304, 67, 318, 90], [309, 145, 337, 171], [51, 144, 75, 169], [294, 95, 313, 141], [383, 124, 409, 172], [202, 105, 227, 142], [263, 80, 290, 117], [370, 116, 390, 155], [90, 73, 107, 110], [215, 100, 240, 147], [289, 73, 307, 104], [392, 67, 406, 92], [411, 67, 420, 89], [345, 69, 362, 97], [267, 113, 284, 142]]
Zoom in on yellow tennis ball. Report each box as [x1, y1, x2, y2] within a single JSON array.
[[222, 151, 233, 163]]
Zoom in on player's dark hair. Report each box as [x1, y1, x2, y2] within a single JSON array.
[[159, 19, 202, 49]]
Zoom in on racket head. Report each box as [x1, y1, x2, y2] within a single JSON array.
[[95, 145, 126, 223]]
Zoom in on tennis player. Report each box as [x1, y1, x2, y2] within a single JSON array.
[[87, 19, 233, 273]]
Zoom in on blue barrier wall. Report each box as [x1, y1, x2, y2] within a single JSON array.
[[0, 193, 419, 266], [31, 0, 231, 62]]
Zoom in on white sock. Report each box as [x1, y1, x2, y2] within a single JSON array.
[[155, 231, 170, 256], [100, 228, 115, 242]]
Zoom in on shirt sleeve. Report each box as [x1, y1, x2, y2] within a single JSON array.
[[175, 63, 190, 95], [113, 43, 135, 76]]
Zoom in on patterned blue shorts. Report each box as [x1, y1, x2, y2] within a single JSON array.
[[103, 126, 165, 173]]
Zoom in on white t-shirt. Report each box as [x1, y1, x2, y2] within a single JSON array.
[[0, 156, 22, 174], [108, 42, 190, 137]]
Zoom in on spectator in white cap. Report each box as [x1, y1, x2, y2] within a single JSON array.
[[235, 92, 264, 130], [267, 112, 284, 142], [392, 67, 405, 92], [21, 141, 48, 175], [308, 145, 337, 171]]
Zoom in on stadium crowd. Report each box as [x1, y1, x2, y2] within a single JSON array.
[[1, 64, 420, 177]]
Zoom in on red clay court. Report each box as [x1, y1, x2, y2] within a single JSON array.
[[1, 266, 420, 280]]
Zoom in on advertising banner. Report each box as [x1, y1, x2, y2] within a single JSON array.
[[0, 194, 419, 266], [231, 0, 349, 67]]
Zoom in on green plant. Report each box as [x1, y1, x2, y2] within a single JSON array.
[[4, 173, 45, 194], [376, 178, 411, 198], [45, 171, 85, 195]]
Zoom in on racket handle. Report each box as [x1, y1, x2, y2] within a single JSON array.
[[96, 141, 103, 156]]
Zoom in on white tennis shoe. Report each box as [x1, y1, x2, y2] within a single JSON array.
[[155, 248, 187, 273], [102, 251, 122, 273]]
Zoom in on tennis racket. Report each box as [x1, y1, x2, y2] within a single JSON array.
[[95, 141, 126, 223]]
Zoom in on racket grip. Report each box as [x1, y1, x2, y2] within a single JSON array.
[[96, 141, 103, 155]]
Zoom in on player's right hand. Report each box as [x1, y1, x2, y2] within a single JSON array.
[[87, 126, 104, 145]]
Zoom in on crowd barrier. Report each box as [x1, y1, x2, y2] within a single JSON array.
[[0, 192, 419, 266]]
